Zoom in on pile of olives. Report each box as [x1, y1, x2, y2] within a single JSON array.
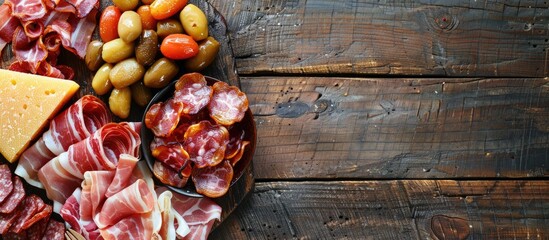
[[85, 0, 220, 118]]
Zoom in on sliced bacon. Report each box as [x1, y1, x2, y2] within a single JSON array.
[[6, 0, 48, 22], [153, 161, 190, 188], [192, 160, 233, 198], [0, 165, 13, 204], [105, 154, 139, 198], [66, 7, 97, 58], [0, 177, 25, 214], [145, 98, 185, 137], [42, 219, 65, 240], [15, 95, 110, 188], [94, 179, 155, 229], [173, 73, 213, 115], [38, 123, 140, 204], [208, 81, 249, 126], [184, 121, 229, 168], [164, 187, 222, 240], [0, 4, 21, 52]]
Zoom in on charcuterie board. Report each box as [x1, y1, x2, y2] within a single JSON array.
[[0, 0, 254, 233]]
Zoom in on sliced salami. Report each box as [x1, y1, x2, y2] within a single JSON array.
[[0, 165, 14, 203], [192, 160, 234, 198], [145, 98, 184, 137], [228, 141, 250, 167], [9, 195, 41, 233], [0, 177, 25, 214], [173, 72, 213, 115], [184, 121, 229, 168], [25, 217, 49, 240], [152, 144, 190, 172], [41, 219, 65, 240], [0, 204, 22, 234], [153, 161, 191, 188], [22, 204, 51, 230], [225, 127, 245, 160], [208, 81, 249, 126]]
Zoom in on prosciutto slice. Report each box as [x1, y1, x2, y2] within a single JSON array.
[[105, 154, 139, 198], [15, 95, 110, 188], [161, 187, 222, 240], [5, 0, 48, 22], [38, 123, 140, 204], [0, 4, 20, 52], [99, 211, 158, 240], [94, 179, 155, 228]]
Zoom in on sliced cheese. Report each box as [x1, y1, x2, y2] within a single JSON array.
[[0, 69, 79, 162]]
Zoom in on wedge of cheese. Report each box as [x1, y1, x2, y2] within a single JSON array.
[[0, 69, 79, 162]]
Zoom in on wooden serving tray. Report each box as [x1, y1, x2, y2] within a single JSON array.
[[0, 0, 253, 231]]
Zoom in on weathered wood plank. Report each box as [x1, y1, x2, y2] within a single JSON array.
[[241, 77, 549, 179], [207, 0, 549, 77], [210, 180, 549, 240]]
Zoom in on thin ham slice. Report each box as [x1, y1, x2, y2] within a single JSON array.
[[94, 179, 155, 229], [0, 4, 20, 52], [15, 95, 110, 188], [99, 212, 157, 240], [38, 123, 140, 205], [67, 7, 97, 58], [65, 0, 97, 18], [80, 171, 115, 221], [105, 154, 139, 198], [158, 187, 222, 240], [5, 0, 48, 22]]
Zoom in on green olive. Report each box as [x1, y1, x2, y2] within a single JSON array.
[[183, 36, 220, 72], [92, 63, 114, 95], [144, 57, 179, 88], [112, 0, 138, 11], [109, 58, 145, 89], [85, 40, 104, 71], [102, 38, 134, 63], [135, 30, 158, 67], [156, 19, 184, 39], [118, 11, 142, 42], [179, 4, 208, 41], [130, 81, 153, 107], [109, 87, 131, 119]]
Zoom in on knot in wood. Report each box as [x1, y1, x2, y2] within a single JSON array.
[[430, 215, 470, 240], [433, 14, 458, 31]]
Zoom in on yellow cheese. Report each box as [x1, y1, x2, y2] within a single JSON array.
[[0, 69, 79, 162]]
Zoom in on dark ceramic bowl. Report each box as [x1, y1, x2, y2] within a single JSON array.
[[141, 76, 256, 197]]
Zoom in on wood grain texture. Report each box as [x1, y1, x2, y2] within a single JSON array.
[[206, 0, 549, 77], [210, 180, 549, 240], [241, 77, 549, 179]]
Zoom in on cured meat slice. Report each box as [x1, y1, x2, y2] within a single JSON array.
[[41, 219, 65, 240], [228, 141, 250, 166], [184, 121, 229, 168], [173, 73, 212, 115], [156, 190, 190, 238], [16, 95, 110, 188], [65, 0, 98, 18], [0, 165, 14, 204], [94, 179, 155, 228], [99, 212, 157, 240], [25, 217, 49, 240], [60, 188, 81, 233], [12, 27, 48, 73], [67, 7, 97, 58], [80, 171, 115, 221], [225, 127, 245, 160], [152, 161, 190, 188], [152, 144, 190, 172], [0, 177, 25, 214], [105, 154, 139, 198], [120, 122, 142, 135], [38, 123, 140, 204], [0, 204, 23, 234], [21, 204, 51, 230], [0, 4, 20, 52], [43, 20, 71, 52], [22, 20, 43, 39], [8, 195, 41, 233], [192, 160, 233, 198], [6, 0, 48, 22], [208, 81, 249, 126], [164, 187, 221, 240], [145, 98, 184, 137]]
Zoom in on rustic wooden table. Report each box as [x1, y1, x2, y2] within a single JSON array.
[[205, 0, 549, 239]]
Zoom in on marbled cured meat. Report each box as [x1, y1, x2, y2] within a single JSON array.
[[152, 144, 190, 173], [5, 0, 48, 22], [105, 154, 139, 198], [208, 81, 249, 126], [0, 165, 14, 204], [145, 98, 184, 137], [173, 72, 212, 115], [94, 179, 155, 229], [152, 161, 191, 188], [0, 177, 25, 214], [38, 123, 140, 204], [99, 212, 158, 240], [192, 160, 233, 198], [41, 219, 65, 240], [15, 95, 110, 188], [8, 195, 42, 233], [0, 4, 20, 52], [184, 120, 229, 168]]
